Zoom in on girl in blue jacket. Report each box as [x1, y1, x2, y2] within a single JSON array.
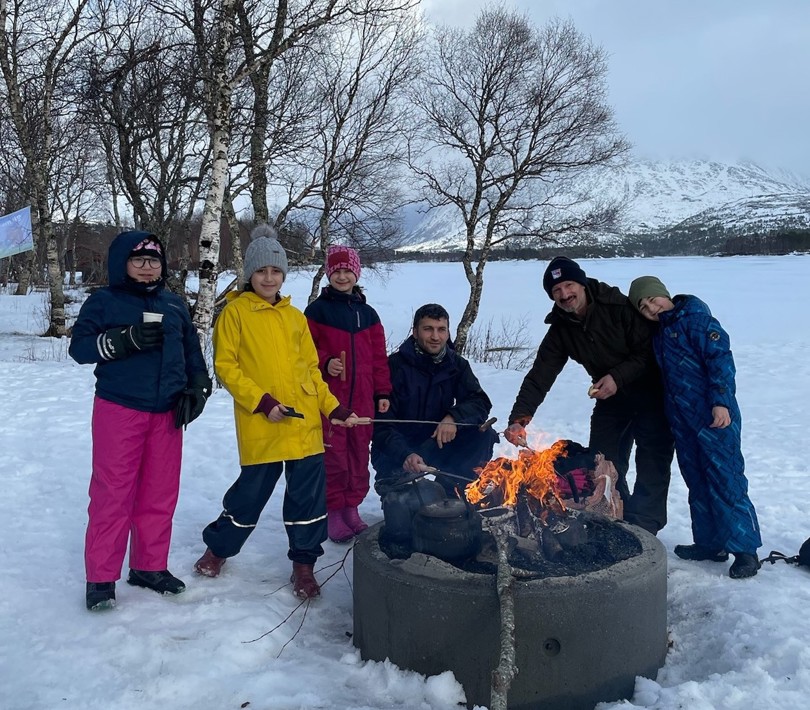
[[628, 276, 761, 578], [70, 231, 211, 610]]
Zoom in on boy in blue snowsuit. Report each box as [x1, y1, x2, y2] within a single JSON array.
[[628, 276, 761, 579]]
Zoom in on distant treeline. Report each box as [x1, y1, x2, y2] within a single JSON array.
[[391, 227, 810, 261]]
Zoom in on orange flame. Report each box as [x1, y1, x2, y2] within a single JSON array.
[[465, 440, 568, 508]]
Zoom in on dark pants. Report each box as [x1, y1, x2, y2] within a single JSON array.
[[374, 427, 499, 497], [202, 454, 327, 565], [589, 387, 674, 534]]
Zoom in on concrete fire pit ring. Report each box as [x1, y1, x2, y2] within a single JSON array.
[[353, 521, 667, 710]]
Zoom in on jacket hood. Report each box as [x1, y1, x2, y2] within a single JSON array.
[[107, 230, 167, 289]]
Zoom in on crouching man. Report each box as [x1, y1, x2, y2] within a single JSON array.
[[371, 303, 498, 495]]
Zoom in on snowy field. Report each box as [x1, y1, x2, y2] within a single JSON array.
[[1, 256, 809, 710]]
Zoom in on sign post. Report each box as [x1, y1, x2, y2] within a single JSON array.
[[0, 206, 34, 259]]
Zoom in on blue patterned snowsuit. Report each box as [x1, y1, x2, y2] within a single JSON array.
[[654, 295, 761, 554]]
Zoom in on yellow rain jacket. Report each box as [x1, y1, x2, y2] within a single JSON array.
[[214, 291, 340, 465]]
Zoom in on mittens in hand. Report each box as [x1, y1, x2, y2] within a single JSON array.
[[100, 322, 164, 359], [174, 372, 213, 429]]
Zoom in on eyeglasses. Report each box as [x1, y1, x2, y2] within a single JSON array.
[[129, 256, 162, 268]]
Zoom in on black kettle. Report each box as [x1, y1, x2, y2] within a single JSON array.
[[412, 499, 483, 561], [382, 479, 446, 543]]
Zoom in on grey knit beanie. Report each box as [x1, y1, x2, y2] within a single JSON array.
[[628, 276, 671, 311], [243, 224, 288, 284]]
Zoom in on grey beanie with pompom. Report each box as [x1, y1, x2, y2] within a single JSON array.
[[243, 224, 288, 284]]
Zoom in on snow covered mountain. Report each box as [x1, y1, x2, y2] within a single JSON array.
[[397, 159, 810, 253]]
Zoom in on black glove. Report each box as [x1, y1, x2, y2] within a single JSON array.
[[101, 322, 164, 359], [174, 371, 213, 429]]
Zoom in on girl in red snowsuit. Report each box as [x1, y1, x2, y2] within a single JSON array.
[[305, 246, 391, 542]]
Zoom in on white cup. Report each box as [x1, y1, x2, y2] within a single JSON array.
[[143, 312, 164, 323]]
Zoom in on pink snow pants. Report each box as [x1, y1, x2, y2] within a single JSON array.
[[85, 397, 182, 582]]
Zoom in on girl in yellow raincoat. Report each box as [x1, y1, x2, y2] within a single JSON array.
[[194, 225, 358, 599]]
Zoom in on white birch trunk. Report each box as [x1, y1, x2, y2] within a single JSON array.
[[191, 0, 238, 352], [193, 120, 231, 351]]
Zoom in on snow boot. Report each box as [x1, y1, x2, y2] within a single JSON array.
[[290, 562, 321, 600], [328, 509, 354, 543], [127, 569, 186, 595], [674, 544, 729, 562], [729, 553, 761, 579], [86, 582, 116, 611], [342, 506, 368, 534], [194, 548, 226, 578]]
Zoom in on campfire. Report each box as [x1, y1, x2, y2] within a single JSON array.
[[380, 438, 629, 576], [466, 439, 569, 510], [460, 439, 624, 571], [357, 438, 667, 710]]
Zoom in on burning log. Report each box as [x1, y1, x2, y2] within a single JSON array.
[[465, 442, 576, 565], [466, 440, 569, 509], [465, 440, 622, 524]]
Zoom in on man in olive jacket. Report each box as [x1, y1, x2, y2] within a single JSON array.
[[504, 257, 674, 534]]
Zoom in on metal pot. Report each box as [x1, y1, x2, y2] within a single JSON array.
[[412, 499, 483, 560], [382, 479, 446, 543]]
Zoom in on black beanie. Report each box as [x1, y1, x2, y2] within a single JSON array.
[[542, 257, 588, 298]]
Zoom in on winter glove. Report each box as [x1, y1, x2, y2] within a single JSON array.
[[101, 322, 164, 360], [174, 372, 213, 429]]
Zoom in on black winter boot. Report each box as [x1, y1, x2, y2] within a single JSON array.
[[729, 553, 761, 579], [86, 582, 116, 611], [674, 544, 729, 562], [127, 569, 186, 595]]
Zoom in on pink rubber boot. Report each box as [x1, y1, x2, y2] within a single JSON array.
[[327, 509, 354, 543], [342, 506, 368, 534]]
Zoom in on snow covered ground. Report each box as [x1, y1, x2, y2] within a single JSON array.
[[1, 256, 809, 710]]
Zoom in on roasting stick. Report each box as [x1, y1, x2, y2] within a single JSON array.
[[339, 351, 347, 381], [418, 465, 476, 483], [355, 416, 497, 432], [512, 433, 537, 453]]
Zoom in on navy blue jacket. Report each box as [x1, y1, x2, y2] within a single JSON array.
[[69, 231, 208, 413], [371, 336, 492, 468]]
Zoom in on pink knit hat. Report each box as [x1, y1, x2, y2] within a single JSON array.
[[326, 245, 361, 280]]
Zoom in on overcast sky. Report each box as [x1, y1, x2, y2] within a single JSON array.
[[422, 0, 810, 176]]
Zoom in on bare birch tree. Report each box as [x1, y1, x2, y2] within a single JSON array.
[[410, 7, 629, 352], [176, 0, 416, 346], [81, 2, 210, 251], [48, 120, 108, 283], [269, 0, 420, 302], [182, 0, 361, 345], [0, 0, 105, 334]]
